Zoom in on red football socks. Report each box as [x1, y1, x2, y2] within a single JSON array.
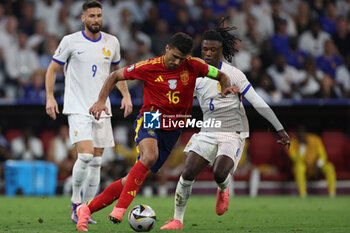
[[88, 179, 123, 213], [116, 161, 149, 209]]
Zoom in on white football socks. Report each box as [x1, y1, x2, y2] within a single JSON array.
[[217, 174, 231, 192], [174, 176, 194, 223], [83, 156, 102, 203], [71, 153, 93, 204]]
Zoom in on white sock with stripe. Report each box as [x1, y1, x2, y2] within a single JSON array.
[[217, 174, 231, 192], [83, 156, 102, 203], [71, 153, 93, 204], [173, 176, 194, 223]]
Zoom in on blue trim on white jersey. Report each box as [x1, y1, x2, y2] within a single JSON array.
[[219, 61, 222, 70], [81, 30, 102, 42], [241, 83, 251, 96], [52, 58, 65, 65], [112, 60, 120, 65]]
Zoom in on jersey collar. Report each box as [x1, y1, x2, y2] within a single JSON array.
[[219, 61, 222, 70], [81, 30, 102, 42]]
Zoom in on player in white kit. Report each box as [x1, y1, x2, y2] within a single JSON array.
[[45, 0, 132, 224], [161, 20, 290, 230]]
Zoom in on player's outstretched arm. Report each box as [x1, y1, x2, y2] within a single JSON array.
[[89, 68, 126, 120], [244, 86, 290, 148], [116, 81, 133, 118], [45, 61, 61, 120], [205, 65, 239, 96]]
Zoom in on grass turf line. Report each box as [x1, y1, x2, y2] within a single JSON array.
[[0, 196, 349, 233]]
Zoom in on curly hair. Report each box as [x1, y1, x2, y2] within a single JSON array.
[[202, 17, 239, 62]]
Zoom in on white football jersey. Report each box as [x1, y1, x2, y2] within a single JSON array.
[[53, 31, 121, 116], [195, 62, 250, 137]]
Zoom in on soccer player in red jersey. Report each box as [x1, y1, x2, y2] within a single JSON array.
[[76, 32, 238, 231]]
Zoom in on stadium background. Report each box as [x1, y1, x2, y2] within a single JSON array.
[[0, 0, 350, 197]]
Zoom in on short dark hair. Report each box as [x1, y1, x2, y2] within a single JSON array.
[[168, 32, 193, 55], [82, 0, 102, 12], [203, 17, 239, 62]]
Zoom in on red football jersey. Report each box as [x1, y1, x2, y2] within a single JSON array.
[[123, 55, 209, 130]]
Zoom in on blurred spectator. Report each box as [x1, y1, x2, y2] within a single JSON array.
[[55, 5, 72, 38], [335, 54, 350, 98], [241, 13, 262, 56], [267, 54, 302, 98], [270, 17, 290, 57], [120, 0, 153, 24], [18, 1, 36, 36], [0, 126, 11, 163], [332, 16, 350, 60], [280, 0, 300, 19], [251, 0, 274, 40], [114, 125, 138, 168], [11, 128, 44, 161], [270, 0, 296, 36], [187, 0, 203, 21], [141, 5, 160, 36], [245, 55, 263, 87], [309, 0, 325, 19], [285, 36, 309, 69], [209, 0, 238, 18], [195, 2, 216, 35], [288, 125, 336, 197], [5, 31, 39, 88], [230, 0, 253, 37], [34, 0, 62, 36], [115, 8, 134, 52], [316, 39, 342, 79], [157, 0, 183, 24], [136, 33, 155, 61], [259, 40, 274, 69], [21, 68, 46, 103], [0, 3, 7, 29], [151, 20, 171, 56], [232, 39, 251, 73], [170, 7, 197, 37], [336, 0, 350, 18], [38, 35, 59, 69], [319, 1, 337, 35], [315, 74, 338, 99], [47, 125, 76, 181], [102, 0, 122, 35], [295, 1, 311, 34], [298, 19, 330, 57], [27, 20, 47, 54], [297, 57, 324, 98], [255, 72, 282, 103]]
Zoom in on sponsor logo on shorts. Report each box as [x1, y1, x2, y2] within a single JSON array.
[[74, 131, 78, 136]]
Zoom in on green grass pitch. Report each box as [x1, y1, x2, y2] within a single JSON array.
[[0, 196, 349, 233]]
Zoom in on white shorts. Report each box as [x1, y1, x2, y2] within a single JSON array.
[[184, 132, 245, 173], [67, 114, 115, 148]]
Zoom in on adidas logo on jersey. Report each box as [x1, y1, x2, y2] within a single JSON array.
[[127, 190, 136, 197], [155, 75, 164, 82]]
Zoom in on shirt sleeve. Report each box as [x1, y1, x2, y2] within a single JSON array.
[[52, 36, 71, 65], [111, 36, 121, 65], [123, 61, 148, 80], [189, 57, 209, 77], [231, 67, 251, 94]]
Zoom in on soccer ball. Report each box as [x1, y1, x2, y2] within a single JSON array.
[[128, 204, 156, 232]]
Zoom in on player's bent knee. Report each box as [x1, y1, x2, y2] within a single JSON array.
[[213, 170, 229, 184], [181, 169, 196, 181], [139, 152, 158, 168]]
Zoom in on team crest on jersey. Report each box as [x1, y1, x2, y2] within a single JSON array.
[[217, 82, 221, 91], [102, 47, 111, 56], [168, 79, 177, 90], [180, 70, 189, 86], [127, 64, 135, 72]]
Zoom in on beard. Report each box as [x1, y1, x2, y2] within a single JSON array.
[[86, 23, 101, 34]]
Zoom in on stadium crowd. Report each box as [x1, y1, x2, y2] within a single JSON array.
[[0, 0, 350, 103]]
